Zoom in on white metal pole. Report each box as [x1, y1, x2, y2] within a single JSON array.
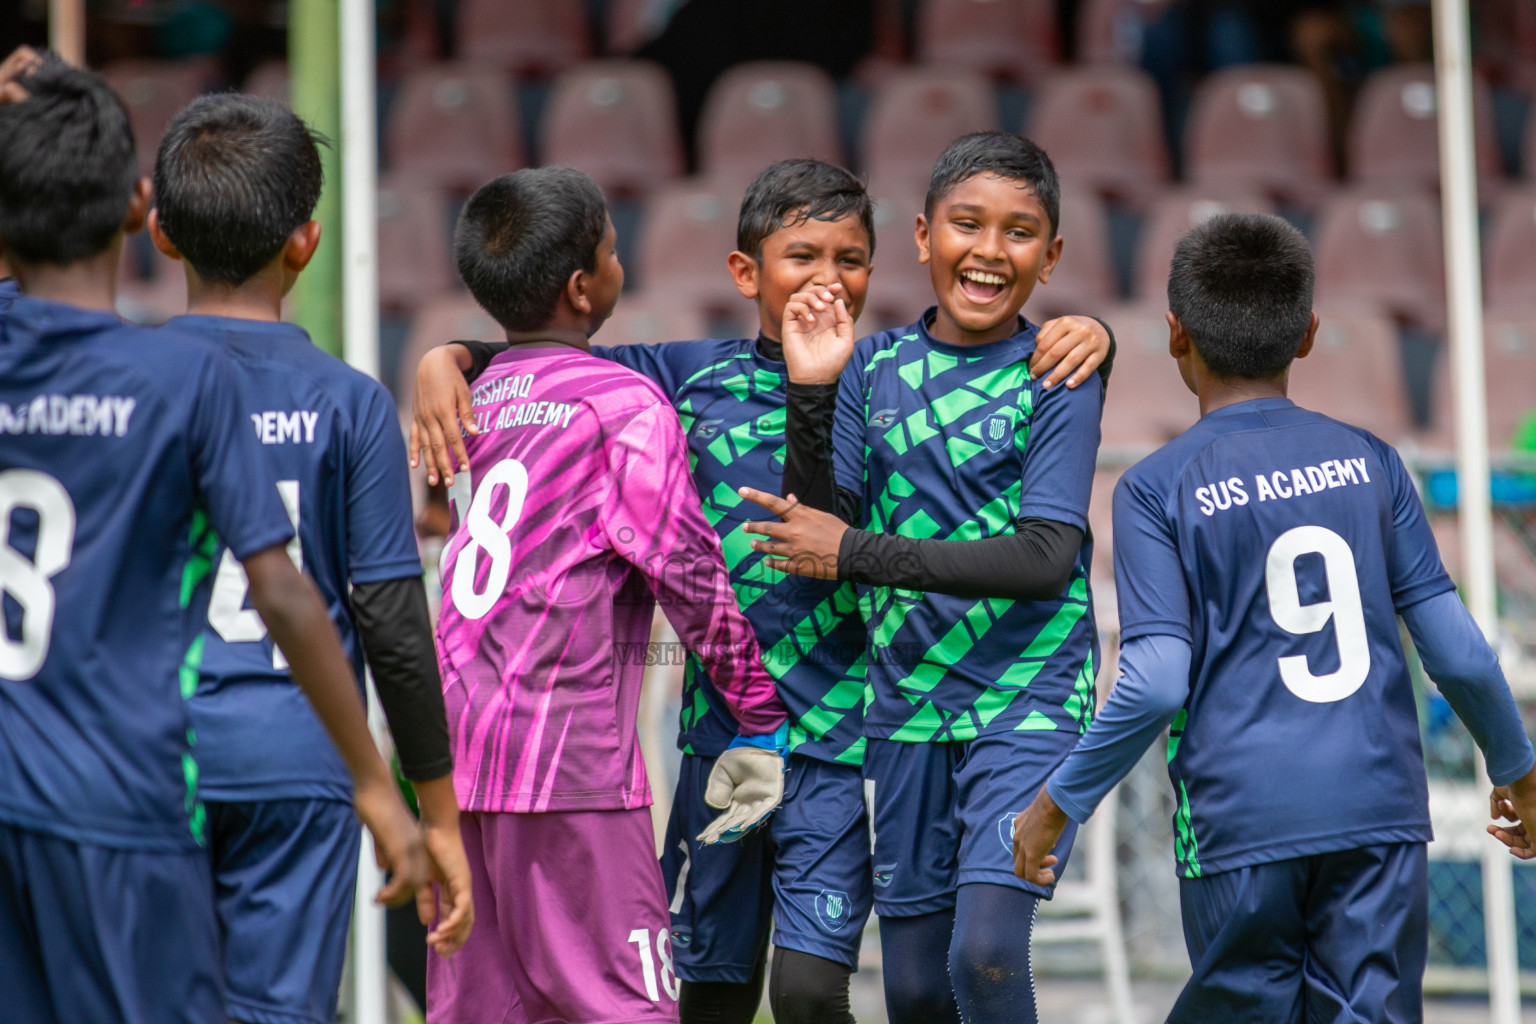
[[340, 1, 387, 1021], [1429, 0, 1517, 1017], [48, 0, 85, 65]]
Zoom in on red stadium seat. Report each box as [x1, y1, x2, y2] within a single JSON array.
[[1025, 66, 1169, 207], [541, 60, 683, 198], [1486, 188, 1536, 311], [1312, 188, 1444, 329], [377, 175, 457, 313], [593, 292, 709, 347], [398, 296, 500, 409], [1025, 188, 1116, 321], [1347, 65, 1501, 192], [456, 0, 588, 75], [1094, 304, 1199, 448], [636, 181, 751, 317], [1076, 0, 1173, 65], [606, 0, 671, 54], [697, 62, 842, 189], [1185, 65, 1333, 208], [1133, 191, 1275, 302], [916, 0, 1059, 82], [864, 69, 997, 197], [1421, 314, 1536, 452], [385, 64, 522, 190], [242, 61, 289, 104], [1288, 305, 1412, 442], [861, 190, 932, 331], [101, 58, 215, 171]]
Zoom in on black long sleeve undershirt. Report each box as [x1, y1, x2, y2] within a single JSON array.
[[350, 576, 453, 782]]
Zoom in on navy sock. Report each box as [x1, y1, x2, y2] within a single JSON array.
[[878, 909, 961, 1024], [949, 883, 1040, 1024]]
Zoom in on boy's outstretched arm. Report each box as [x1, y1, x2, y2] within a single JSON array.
[[410, 343, 478, 487], [1399, 592, 1536, 855], [410, 776, 476, 955], [1014, 634, 1192, 885], [1031, 315, 1116, 391], [244, 547, 430, 904]]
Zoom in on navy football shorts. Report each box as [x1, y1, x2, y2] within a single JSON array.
[[660, 753, 873, 982], [206, 798, 361, 1024], [1172, 841, 1428, 1024], [862, 731, 1079, 917], [0, 819, 224, 1024]]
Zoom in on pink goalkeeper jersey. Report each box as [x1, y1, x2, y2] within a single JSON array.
[[436, 343, 786, 814]]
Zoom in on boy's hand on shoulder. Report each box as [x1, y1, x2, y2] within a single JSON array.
[[1032, 315, 1109, 391], [410, 345, 477, 487], [782, 283, 854, 385], [354, 775, 432, 906], [1013, 784, 1069, 886], [738, 487, 844, 580], [0, 47, 41, 104]]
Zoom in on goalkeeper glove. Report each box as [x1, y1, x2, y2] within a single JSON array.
[[697, 723, 790, 845]]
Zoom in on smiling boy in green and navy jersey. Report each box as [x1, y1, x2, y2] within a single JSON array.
[[410, 158, 1113, 1024], [745, 132, 1109, 1024]]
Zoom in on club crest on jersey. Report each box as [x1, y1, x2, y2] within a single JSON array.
[[982, 411, 1014, 452], [997, 813, 1018, 854], [694, 418, 724, 439], [815, 889, 851, 931], [873, 863, 895, 888], [869, 407, 899, 429]]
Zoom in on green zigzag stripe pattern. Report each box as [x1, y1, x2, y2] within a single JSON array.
[[177, 508, 219, 846]]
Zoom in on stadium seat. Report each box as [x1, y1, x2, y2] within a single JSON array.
[[1526, 101, 1536, 180], [864, 69, 997, 197], [1132, 191, 1275, 302], [593, 292, 709, 347], [1075, 0, 1173, 65], [242, 61, 289, 104], [1095, 304, 1199, 448], [1288, 305, 1413, 442], [605, 0, 672, 54], [1486, 188, 1536, 311], [398, 296, 500, 410], [456, 0, 588, 75], [385, 64, 522, 190], [636, 181, 752, 317], [1347, 65, 1501, 192], [1025, 66, 1169, 207], [377, 175, 457, 313], [101, 58, 215, 171], [697, 62, 842, 188], [861, 190, 932, 331], [1423, 315, 1536, 452], [540, 60, 683, 198], [1025, 188, 1117, 321], [1312, 188, 1444, 329], [916, 0, 1059, 82], [1184, 65, 1333, 208]]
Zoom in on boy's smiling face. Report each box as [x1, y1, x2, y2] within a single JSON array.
[[729, 212, 871, 343], [917, 173, 1063, 346]]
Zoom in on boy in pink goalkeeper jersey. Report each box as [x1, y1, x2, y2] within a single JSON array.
[[429, 167, 789, 1024]]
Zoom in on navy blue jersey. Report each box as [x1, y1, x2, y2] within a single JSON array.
[[1113, 397, 1455, 877], [170, 316, 423, 802], [832, 312, 1101, 743], [595, 339, 867, 765], [0, 297, 293, 850], [0, 278, 17, 319]]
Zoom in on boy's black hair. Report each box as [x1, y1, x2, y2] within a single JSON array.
[[455, 167, 608, 332], [924, 131, 1060, 239], [0, 55, 139, 266], [1168, 212, 1314, 380], [736, 158, 875, 259], [153, 94, 327, 286]]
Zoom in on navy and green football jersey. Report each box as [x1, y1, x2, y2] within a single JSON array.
[[597, 338, 867, 765], [170, 316, 424, 803], [0, 277, 17, 318], [831, 312, 1101, 744], [0, 297, 293, 849], [1113, 398, 1454, 877]]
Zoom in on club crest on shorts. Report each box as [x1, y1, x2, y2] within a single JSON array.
[[982, 411, 1014, 452], [873, 863, 895, 888], [815, 889, 851, 931], [998, 812, 1018, 854]]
